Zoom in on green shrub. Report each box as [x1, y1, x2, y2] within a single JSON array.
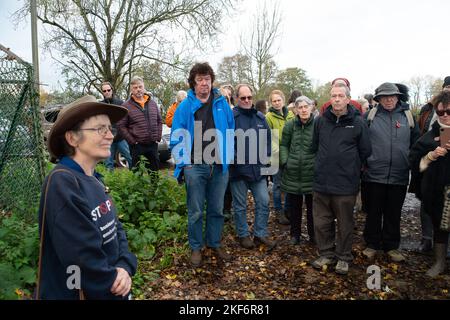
[[98, 162, 188, 261], [0, 213, 39, 299]]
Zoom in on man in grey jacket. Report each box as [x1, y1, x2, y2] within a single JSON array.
[[361, 82, 420, 262]]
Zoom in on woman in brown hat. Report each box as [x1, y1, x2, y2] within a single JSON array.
[[36, 95, 137, 299]]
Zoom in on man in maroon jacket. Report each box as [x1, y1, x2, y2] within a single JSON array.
[[117, 76, 162, 171]]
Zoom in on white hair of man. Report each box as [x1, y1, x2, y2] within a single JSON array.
[[331, 82, 351, 97], [176, 90, 187, 103]]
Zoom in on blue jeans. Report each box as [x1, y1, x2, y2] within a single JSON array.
[[184, 164, 229, 250], [105, 140, 132, 169], [272, 169, 284, 211], [231, 178, 269, 238]]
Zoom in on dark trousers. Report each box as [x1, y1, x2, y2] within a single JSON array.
[[288, 193, 314, 240], [363, 182, 407, 251], [313, 192, 356, 261], [130, 142, 159, 171]]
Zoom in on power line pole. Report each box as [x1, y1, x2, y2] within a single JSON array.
[[31, 0, 40, 92]]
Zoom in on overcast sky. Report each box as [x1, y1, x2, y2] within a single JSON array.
[[1, 0, 449, 98]]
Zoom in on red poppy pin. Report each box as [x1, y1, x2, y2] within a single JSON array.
[[395, 121, 401, 128]]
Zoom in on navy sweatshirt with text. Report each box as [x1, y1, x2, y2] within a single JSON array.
[[38, 157, 137, 299]]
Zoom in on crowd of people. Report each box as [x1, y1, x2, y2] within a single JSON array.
[[36, 60, 450, 299]]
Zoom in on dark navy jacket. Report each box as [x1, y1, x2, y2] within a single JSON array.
[[38, 157, 137, 300], [312, 105, 372, 195], [230, 106, 271, 182]]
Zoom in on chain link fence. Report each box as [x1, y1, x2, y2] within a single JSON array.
[[0, 45, 45, 216]]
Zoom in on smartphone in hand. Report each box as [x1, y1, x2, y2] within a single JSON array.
[[440, 127, 450, 148]]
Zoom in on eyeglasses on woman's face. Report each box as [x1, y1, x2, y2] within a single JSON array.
[[78, 125, 115, 136]]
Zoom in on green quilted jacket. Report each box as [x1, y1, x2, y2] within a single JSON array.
[[280, 115, 315, 194]]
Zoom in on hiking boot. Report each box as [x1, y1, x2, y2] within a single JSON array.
[[212, 247, 232, 261], [362, 247, 377, 260], [290, 236, 300, 245], [335, 260, 349, 275], [387, 249, 406, 262], [276, 212, 290, 225], [311, 256, 335, 270], [239, 236, 255, 249], [190, 250, 202, 267], [426, 243, 447, 278], [417, 238, 433, 253], [254, 236, 276, 248]]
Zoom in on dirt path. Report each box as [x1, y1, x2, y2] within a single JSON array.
[[144, 193, 450, 300]]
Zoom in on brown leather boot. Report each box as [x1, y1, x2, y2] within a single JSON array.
[[190, 250, 202, 267], [212, 247, 232, 261], [254, 236, 276, 249], [239, 236, 255, 249]]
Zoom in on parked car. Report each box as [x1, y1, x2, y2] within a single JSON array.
[[41, 106, 171, 163], [0, 117, 33, 157]]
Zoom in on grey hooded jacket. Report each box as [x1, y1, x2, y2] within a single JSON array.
[[362, 102, 420, 185]]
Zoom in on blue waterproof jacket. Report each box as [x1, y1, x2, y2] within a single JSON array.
[[170, 88, 235, 178]]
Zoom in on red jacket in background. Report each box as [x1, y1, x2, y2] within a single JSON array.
[[320, 99, 363, 115]]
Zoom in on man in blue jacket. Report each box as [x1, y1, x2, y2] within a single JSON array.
[[170, 62, 235, 267], [230, 84, 274, 250], [311, 83, 372, 275]]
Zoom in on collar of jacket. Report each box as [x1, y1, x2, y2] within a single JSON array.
[[235, 106, 257, 116], [59, 156, 102, 180], [323, 104, 356, 123], [186, 88, 224, 113], [295, 114, 314, 126], [268, 106, 288, 118], [377, 101, 411, 114]]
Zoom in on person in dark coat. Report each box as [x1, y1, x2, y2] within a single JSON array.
[[100, 81, 132, 169], [37, 95, 137, 299], [414, 77, 450, 253], [311, 83, 371, 275], [410, 90, 450, 277], [117, 76, 162, 171], [230, 84, 274, 249], [361, 82, 419, 263]]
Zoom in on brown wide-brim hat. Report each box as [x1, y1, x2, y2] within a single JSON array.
[[47, 95, 128, 159]]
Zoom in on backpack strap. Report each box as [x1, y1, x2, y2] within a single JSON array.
[[404, 109, 415, 129], [367, 106, 414, 129], [366, 107, 378, 127], [35, 169, 84, 300]]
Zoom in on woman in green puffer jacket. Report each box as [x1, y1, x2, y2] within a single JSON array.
[[280, 96, 316, 244]]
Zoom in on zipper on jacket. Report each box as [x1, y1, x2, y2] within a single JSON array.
[[387, 112, 393, 184]]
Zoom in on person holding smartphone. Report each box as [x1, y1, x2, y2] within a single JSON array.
[[410, 90, 450, 277]]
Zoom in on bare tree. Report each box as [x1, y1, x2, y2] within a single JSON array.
[[15, 0, 236, 94], [239, 1, 282, 98], [407, 75, 441, 107], [217, 53, 251, 87]]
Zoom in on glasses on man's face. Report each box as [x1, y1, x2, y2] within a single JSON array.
[[102, 89, 112, 93], [79, 125, 115, 136], [436, 108, 450, 116], [239, 96, 253, 102]]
